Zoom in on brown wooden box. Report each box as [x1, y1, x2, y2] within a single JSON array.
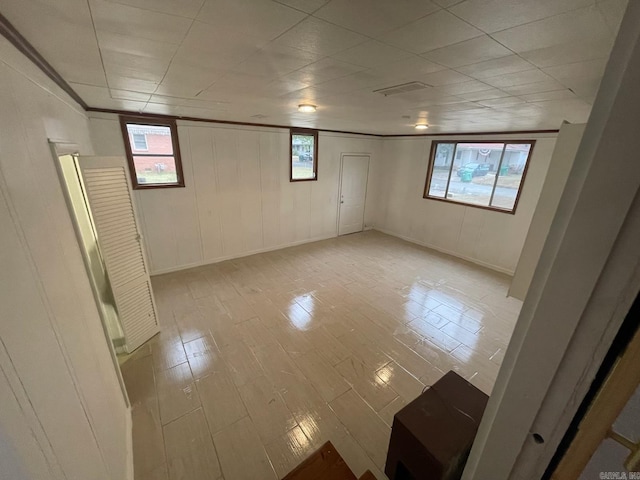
[[385, 371, 489, 480]]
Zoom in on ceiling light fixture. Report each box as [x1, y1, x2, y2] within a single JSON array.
[[415, 123, 429, 130], [298, 104, 317, 113]]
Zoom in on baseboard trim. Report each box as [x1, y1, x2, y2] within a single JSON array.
[[374, 228, 515, 276], [150, 233, 338, 276], [125, 407, 133, 480]]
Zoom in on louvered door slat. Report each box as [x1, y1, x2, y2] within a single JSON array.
[[78, 156, 159, 352]]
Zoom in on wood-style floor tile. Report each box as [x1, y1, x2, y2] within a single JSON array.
[[125, 232, 521, 480], [197, 370, 247, 434], [163, 408, 221, 480], [213, 416, 277, 480], [375, 361, 424, 404], [220, 341, 264, 387], [238, 375, 298, 443], [156, 362, 201, 426], [329, 390, 391, 471], [335, 357, 398, 412], [294, 350, 350, 403], [264, 426, 318, 478]]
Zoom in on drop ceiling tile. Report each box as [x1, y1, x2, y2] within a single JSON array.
[[148, 94, 229, 108], [421, 69, 473, 86], [280, 58, 366, 85], [90, 0, 192, 44], [69, 82, 113, 105], [271, 17, 367, 57], [456, 55, 535, 80], [477, 96, 524, 107], [432, 0, 465, 6], [501, 79, 567, 96], [529, 98, 592, 123], [421, 35, 513, 68], [331, 40, 414, 68], [432, 80, 494, 95], [102, 50, 169, 83], [491, 6, 615, 53], [492, 103, 545, 117], [482, 69, 555, 88], [273, 0, 330, 13], [97, 30, 178, 61], [520, 89, 577, 102], [313, 71, 386, 96], [1, 0, 107, 87], [55, 57, 108, 87], [110, 89, 152, 101], [450, 0, 593, 33], [313, 0, 440, 37], [596, 0, 629, 34], [70, 82, 148, 110], [519, 38, 615, 68], [154, 64, 225, 97], [172, 21, 267, 70], [106, 74, 159, 93], [381, 9, 483, 54], [542, 58, 609, 83], [197, 0, 306, 41], [458, 87, 509, 101], [231, 44, 322, 79], [367, 56, 446, 83], [100, 0, 205, 18]]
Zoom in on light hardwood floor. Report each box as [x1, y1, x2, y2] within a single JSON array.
[[121, 231, 521, 480]]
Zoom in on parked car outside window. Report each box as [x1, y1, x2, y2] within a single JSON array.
[[456, 163, 491, 178]]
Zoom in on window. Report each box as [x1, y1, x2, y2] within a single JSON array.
[[290, 128, 318, 182], [119, 116, 184, 189], [132, 133, 148, 150], [424, 140, 535, 213]]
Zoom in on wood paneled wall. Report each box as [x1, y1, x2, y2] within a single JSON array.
[[0, 37, 131, 479], [375, 134, 557, 275], [89, 114, 382, 274]]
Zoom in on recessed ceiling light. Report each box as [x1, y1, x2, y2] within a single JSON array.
[[415, 123, 429, 130], [298, 104, 317, 113]]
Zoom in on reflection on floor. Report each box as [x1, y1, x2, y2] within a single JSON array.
[[120, 231, 521, 480]]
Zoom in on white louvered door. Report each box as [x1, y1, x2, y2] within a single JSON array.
[[77, 156, 159, 353]]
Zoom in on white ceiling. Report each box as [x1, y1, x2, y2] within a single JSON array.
[[0, 0, 628, 134]]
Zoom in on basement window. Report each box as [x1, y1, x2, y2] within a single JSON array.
[[290, 128, 318, 182], [424, 140, 535, 214], [120, 116, 185, 189]]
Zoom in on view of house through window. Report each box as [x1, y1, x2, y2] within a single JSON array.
[[290, 128, 318, 181], [425, 141, 534, 213], [120, 116, 184, 189]]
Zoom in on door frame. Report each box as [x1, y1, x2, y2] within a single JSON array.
[[49, 141, 130, 408], [336, 153, 371, 236]]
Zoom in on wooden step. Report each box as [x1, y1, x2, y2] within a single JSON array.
[[358, 470, 377, 480], [282, 441, 360, 480]]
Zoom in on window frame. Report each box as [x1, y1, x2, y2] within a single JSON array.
[[289, 128, 319, 182], [119, 115, 185, 190], [423, 139, 536, 214]]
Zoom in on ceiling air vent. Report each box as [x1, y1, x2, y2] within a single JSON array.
[[373, 81, 428, 96]]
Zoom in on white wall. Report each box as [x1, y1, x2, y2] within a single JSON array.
[[0, 38, 131, 480], [89, 113, 382, 274], [374, 133, 557, 274], [510, 123, 585, 299]]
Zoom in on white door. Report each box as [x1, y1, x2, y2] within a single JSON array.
[[338, 154, 370, 236], [77, 156, 159, 353]]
